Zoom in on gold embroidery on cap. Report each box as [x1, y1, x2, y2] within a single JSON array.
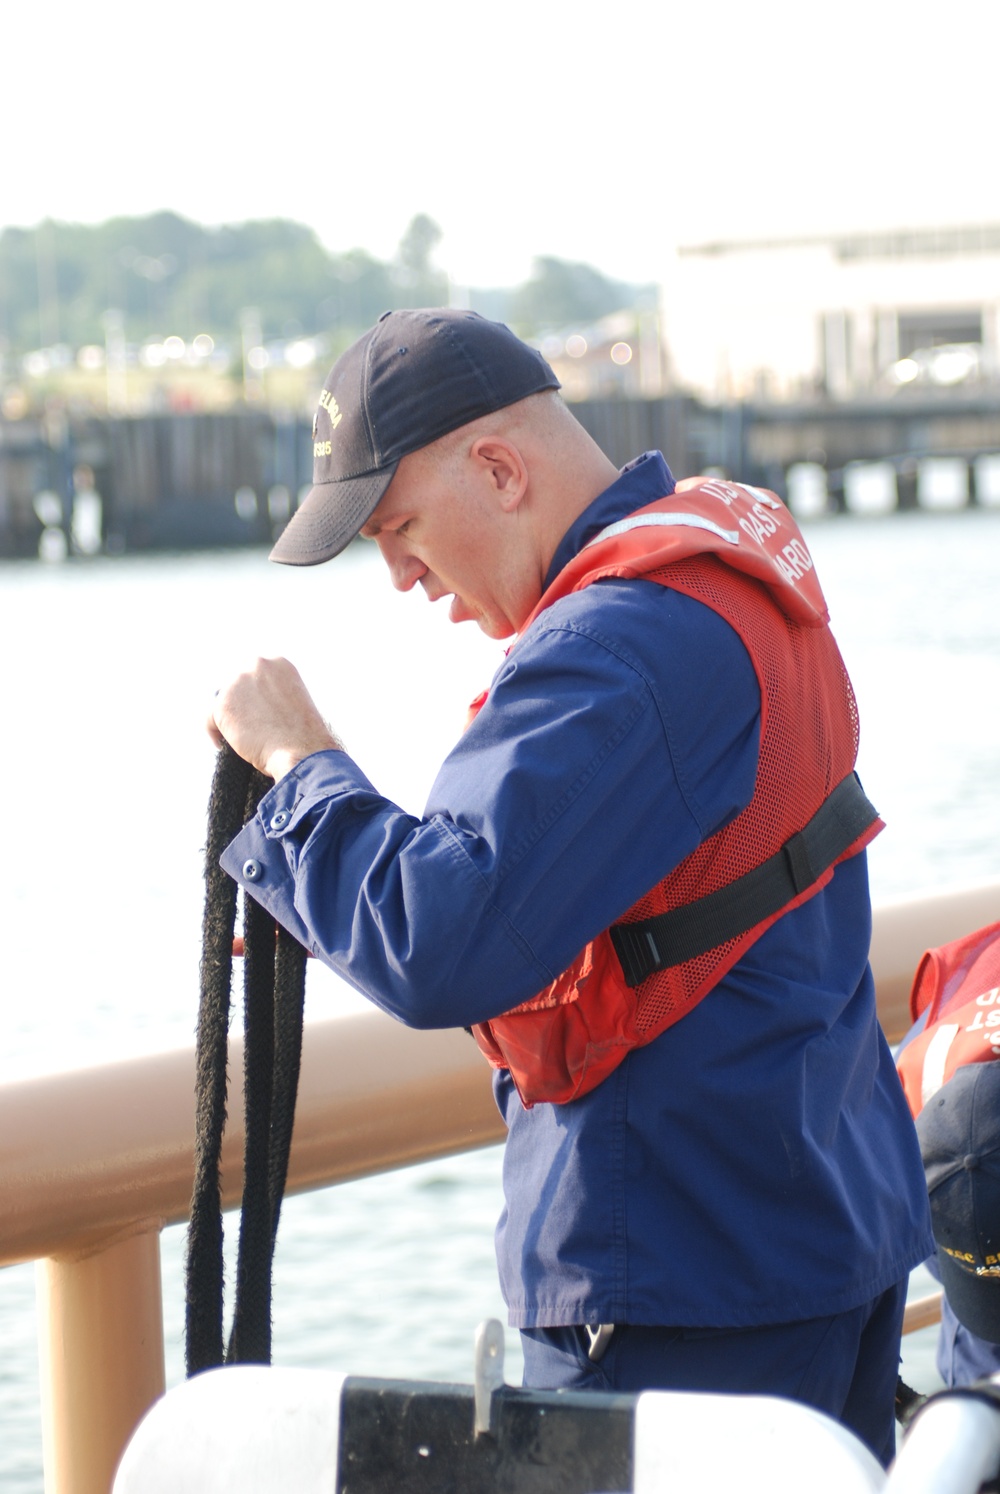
[[318, 389, 344, 429]]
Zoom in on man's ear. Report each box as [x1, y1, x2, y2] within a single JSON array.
[[470, 436, 528, 513]]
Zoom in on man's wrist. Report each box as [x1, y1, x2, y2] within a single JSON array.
[[265, 738, 343, 783]]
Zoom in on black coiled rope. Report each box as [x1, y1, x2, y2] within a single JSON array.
[[185, 742, 308, 1375]]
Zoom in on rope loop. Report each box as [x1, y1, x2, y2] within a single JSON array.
[[186, 743, 307, 1376]]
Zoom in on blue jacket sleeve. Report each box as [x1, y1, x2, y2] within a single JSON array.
[[221, 582, 761, 1028]]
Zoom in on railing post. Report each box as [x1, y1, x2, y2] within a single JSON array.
[[36, 1225, 166, 1494]]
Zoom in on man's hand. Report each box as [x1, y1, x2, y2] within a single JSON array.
[[208, 657, 343, 781]]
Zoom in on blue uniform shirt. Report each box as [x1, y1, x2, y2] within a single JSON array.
[[896, 1010, 1000, 1384], [225, 451, 933, 1329]]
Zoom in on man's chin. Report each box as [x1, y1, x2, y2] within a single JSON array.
[[477, 618, 516, 640], [446, 595, 515, 640]]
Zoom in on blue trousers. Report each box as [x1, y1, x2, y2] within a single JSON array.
[[520, 1278, 907, 1469]]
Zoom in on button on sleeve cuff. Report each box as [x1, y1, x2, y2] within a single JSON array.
[[218, 748, 376, 947]]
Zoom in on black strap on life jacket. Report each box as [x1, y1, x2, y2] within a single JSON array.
[[186, 742, 307, 1376], [609, 772, 879, 988]]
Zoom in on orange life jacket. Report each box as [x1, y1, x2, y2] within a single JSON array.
[[471, 480, 883, 1107], [896, 921, 1000, 1119]]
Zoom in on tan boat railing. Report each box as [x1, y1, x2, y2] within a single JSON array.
[[3, 879, 999, 1494]]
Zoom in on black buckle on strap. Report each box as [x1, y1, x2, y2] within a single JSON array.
[[609, 773, 879, 988]]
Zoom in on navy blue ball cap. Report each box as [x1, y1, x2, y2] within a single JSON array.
[[917, 1061, 1000, 1343], [269, 308, 561, 566]]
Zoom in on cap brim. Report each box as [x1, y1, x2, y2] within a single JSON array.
[[269, 464, 397, 566], [937, 1248, 1000, 1344]]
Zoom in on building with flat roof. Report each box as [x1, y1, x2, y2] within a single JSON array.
[[660, 224, 1000, 402]]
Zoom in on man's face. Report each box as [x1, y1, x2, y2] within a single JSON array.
[[359, 441, 538, 640]]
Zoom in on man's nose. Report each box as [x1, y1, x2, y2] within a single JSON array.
[[379, 538, 426, 592]]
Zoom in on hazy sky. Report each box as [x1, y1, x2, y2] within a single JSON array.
[[5, 0, 998, 289]]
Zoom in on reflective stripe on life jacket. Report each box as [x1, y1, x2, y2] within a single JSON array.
[[897, 921, 1000, 1118], [471, 480, 883, 1107]]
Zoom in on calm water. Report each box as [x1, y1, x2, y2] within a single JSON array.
[[2, 508, 999, 1489]]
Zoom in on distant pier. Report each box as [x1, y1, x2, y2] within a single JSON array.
[[577, 390, 1000, 516], [1, 392, 998, 560]]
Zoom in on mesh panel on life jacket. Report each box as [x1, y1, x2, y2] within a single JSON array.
[[619, 553, 862, 1039]]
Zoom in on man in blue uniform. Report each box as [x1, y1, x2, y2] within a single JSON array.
[[896, 922, 1000, 1387], [210, 308, 932, 1465], [916, 1064, 1000, 1386]]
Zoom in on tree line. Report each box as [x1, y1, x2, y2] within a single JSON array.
[[0, 211, 653, 358]]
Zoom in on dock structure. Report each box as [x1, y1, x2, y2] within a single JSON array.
[[573, 392, 1000, 515], [1, 393, 999, 560], [0, 409, 313, 560]]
